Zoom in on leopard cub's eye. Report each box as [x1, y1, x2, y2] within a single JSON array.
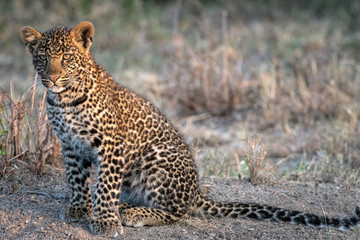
[[38, 54, 47, 61], [63, 54, 73, 60]]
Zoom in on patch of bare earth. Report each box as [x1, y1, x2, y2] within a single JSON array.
[[0, 164, 359, 240]]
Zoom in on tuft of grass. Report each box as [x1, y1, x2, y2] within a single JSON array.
[[0, 77, 60, 179], [239, 135, 267, 184]]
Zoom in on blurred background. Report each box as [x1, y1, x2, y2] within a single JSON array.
[[0, 0, 360, 186]]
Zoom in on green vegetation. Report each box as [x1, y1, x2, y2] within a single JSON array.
[[0, 0, 359, 187]]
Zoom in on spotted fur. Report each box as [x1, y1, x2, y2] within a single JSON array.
[[20, 22, 360, 237]]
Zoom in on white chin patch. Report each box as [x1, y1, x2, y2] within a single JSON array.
[[49, 86, 66, 93]]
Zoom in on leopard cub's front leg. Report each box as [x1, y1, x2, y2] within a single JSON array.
[[89, 154, 124, 237], [59, 153, 93, 222]]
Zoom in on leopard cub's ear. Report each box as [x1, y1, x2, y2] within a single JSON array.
[[70, 21, 94, 54], [20, 26, 42, 55]]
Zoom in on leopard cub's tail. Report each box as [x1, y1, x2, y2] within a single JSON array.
[[193, 195, 360, 231]]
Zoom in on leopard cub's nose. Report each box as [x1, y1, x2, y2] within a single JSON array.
[[48, 75, 60, 83]]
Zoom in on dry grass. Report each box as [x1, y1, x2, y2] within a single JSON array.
[[161, 11, 240, 116], [160, 10, 360, 123], [0, 76, 60, 178]]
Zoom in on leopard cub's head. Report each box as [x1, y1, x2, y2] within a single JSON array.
[[20, 22, 94, 94]]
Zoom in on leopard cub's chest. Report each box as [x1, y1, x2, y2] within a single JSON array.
[[46, 96, 100, 161]]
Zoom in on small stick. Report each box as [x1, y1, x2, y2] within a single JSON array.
[[25, 190, 54, 199], [30, 72, 38, 113], [8, 148, 28, 162]]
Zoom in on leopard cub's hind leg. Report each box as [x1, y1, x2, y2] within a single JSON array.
[[116, 202, 180, 227], [118, 202, 138, 213], [121, 207, 180, 227]]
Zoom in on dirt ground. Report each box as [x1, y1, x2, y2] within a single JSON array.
[[0, 164, 359, 240]]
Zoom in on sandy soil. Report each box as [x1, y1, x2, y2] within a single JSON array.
[[0, 164, 359, 240]]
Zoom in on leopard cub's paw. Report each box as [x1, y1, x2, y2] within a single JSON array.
[[59, 205, 92, 222], [89, 217, 122, 237], [121, 208, 145, 227]]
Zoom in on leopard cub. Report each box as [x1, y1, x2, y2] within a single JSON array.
[[21, 22, 360, 236]]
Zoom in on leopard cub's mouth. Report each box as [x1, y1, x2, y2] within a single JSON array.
[[41, 75, 72, 93]]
